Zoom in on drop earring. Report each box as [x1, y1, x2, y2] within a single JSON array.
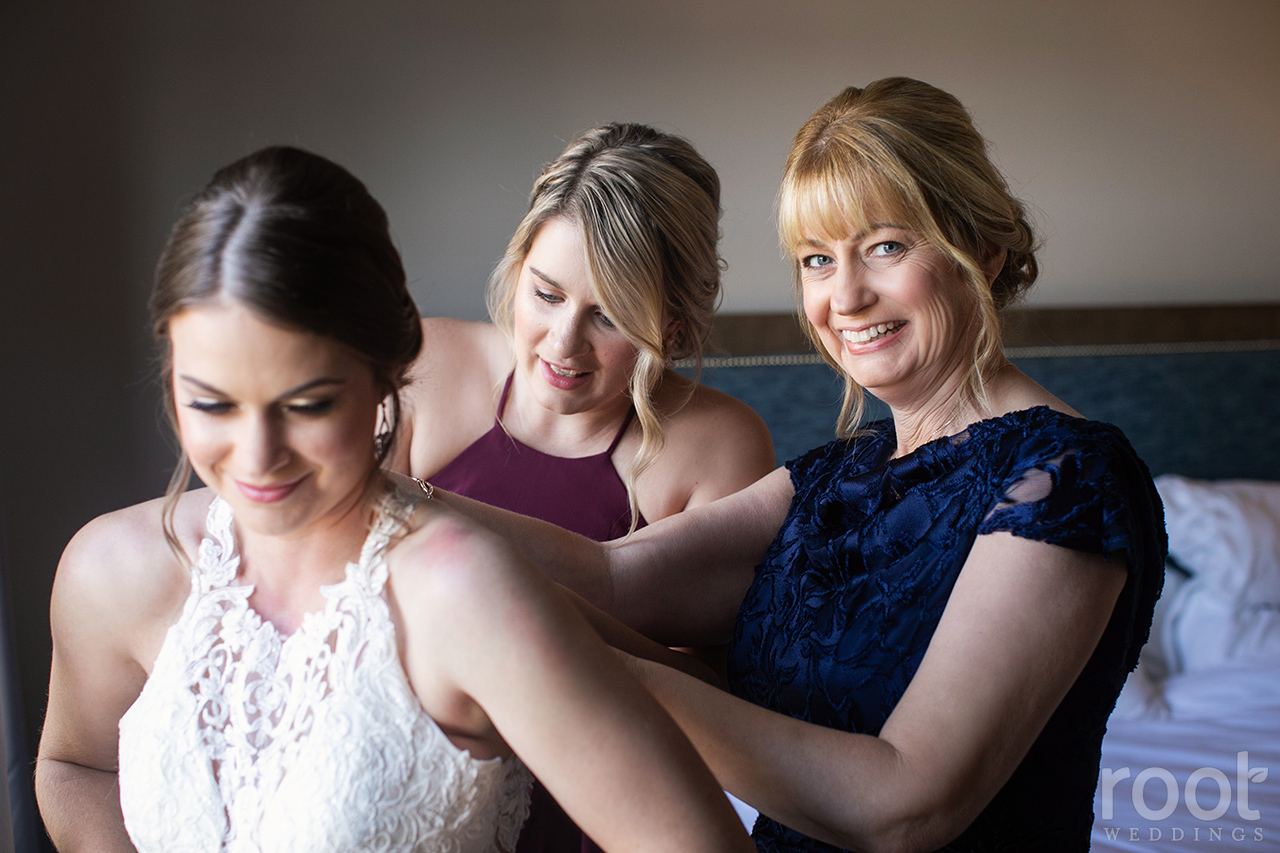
[[374, 403, 392, 458]]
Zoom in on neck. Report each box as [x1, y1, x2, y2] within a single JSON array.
[[234, 480, 377, 595], [887, 357, 1012, 457], [503, 372, 635, 457]]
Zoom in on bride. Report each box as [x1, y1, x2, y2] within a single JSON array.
[[34, 145, 753, 853]]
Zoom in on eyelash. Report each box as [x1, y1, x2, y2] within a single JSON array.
[[801, 240, 906, 270], [535, 288, 616, 329], [185, 400, 232, 414], [286, 400, 335, 416], [183, 400, 336, 416], [871, 241, 904, 256]]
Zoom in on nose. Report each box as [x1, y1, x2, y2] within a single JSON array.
[[551, 309, 591, 358], [829, 264, 875, 317], [239, 412, 290, 478]]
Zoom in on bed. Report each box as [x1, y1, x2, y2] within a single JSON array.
[[690, 305, 1280, 848]]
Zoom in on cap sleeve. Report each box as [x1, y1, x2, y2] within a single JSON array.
[[977, 417, 1167, 579]]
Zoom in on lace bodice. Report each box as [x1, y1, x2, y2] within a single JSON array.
[[118, 488, 531, 852]]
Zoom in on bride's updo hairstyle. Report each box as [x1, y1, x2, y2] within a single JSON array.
[[779, 77, 1040, 436], [150, 146, 423, 557]]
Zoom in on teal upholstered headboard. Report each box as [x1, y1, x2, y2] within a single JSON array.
[[690, 333, 1280, 482]]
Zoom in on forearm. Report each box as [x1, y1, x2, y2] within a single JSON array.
[[36, 757, 136, 852], [628, 659, 945, 853], [433, 466, 793, 645], [564, 588, 721, 685], [608, 467, 795, 644]]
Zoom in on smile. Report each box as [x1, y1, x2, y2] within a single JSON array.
[[235, 477, 305, 504], [547, 363, 586, 378], [842, 321, 904, 344], [539, 358, 593, 391]]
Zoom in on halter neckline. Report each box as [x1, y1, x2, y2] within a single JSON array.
[[496, 372, 635, 458]]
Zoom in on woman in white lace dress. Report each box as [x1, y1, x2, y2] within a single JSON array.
[[34, 146, 754, 853]]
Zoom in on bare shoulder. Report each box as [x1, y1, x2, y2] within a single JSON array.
[[656, 372, 773, 449], [387, 504, 518, 602], [400, 319, 512, 479], [641, 373, 777, 512], [992, 366, 1082, 419], [54, 491, 210, 641], [384, 506, 531, 704], [410, 318, 510, 391]]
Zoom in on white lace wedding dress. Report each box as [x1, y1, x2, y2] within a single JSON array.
[[118, 487, 531, 852]]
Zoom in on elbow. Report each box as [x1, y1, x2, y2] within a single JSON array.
[[813, 788, 981, 853], [857, 824, 956, 853], [831, 816, 966, 853], [874, 788, 991, 853]]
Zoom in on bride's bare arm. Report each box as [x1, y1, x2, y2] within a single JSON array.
[[430, 466, 793, 646], [37, 504, 186, 852], [389, 511, 756, 853]]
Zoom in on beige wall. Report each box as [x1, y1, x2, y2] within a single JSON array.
[[110, 0, 1280, 321], [2, 0, 1278, 790]]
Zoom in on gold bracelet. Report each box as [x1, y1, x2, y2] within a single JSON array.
[[410, 477, 435, 499]]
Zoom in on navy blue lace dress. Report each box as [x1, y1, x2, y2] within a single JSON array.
[[727, 407, 1166, 852]]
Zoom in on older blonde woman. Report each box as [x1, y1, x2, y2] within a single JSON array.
[[431, 79, 1166, 852]]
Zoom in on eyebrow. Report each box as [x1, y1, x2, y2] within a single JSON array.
[[528, 266, 560, 288], [798, 222, 903, 249], [177, 375, 346, 399]]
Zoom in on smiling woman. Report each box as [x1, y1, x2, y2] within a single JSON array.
[[511, 217, 640, 422], [32, 146, 755, 853], [795, 230, 989, 453], [427, 79, 1168, 853], [392, 123, 775, 539]]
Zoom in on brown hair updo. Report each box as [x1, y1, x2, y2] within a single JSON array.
[[151, 145, 423, 555]]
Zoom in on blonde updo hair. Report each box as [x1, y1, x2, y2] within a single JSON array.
[[778, 77, 1039, 436], [487, 123, 724, 530]]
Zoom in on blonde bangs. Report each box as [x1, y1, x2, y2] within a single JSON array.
[[780, 145, 927, 258]]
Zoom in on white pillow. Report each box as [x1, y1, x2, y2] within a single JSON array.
[[1164, 579, 1280, 672], [1144, 564, 1186, 680], [1153, 475, 1280, 675], [1155, 475, 1280, 603]]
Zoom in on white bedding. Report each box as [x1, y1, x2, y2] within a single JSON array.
[[1093, 665, 1280, 849], [1092, 476, 1280, 850]]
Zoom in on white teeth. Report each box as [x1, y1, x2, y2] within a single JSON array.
[[842, 321, 902, 344], [549, 364, 584, 377]]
